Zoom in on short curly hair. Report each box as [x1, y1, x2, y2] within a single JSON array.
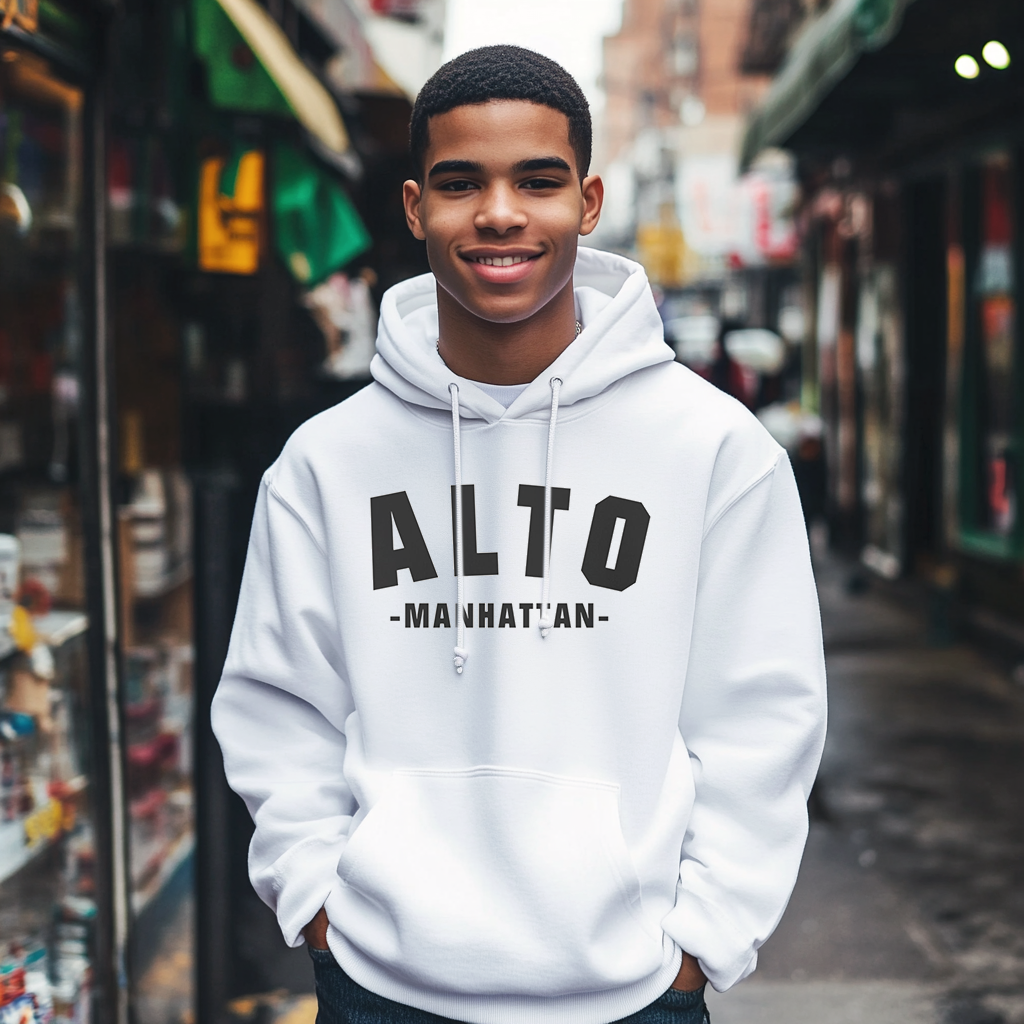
[[410, 45, 592, 181]]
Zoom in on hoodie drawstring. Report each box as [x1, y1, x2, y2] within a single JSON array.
[[449, 383, 468, 674], [448, 376, 562, 672], [538, 377, 562, 637]]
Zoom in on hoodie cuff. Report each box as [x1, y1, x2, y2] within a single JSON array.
[[661, 887, 759, 992], [266, 834, 346, 947]]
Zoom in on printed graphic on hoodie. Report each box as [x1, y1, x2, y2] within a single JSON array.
[[371, 485, 651, 590]]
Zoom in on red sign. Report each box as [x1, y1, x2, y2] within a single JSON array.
[[370, 0, 421, 16]]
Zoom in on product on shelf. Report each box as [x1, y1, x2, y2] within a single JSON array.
[[0, 538, 21, 622], [23, 946, 53, 1024], [0, 934, 69, 1024], [0, 46, 95, 1024], [121, 470, 192, 599], [124, 639, 194, 899]]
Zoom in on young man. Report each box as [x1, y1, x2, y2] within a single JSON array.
[[212, 45, 827, 1024]]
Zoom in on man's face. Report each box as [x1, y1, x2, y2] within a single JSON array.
[[403, 101, 603, 325]]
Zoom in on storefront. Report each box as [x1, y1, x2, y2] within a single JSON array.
[[105, 0, 426, 1020], [948, 154, 1024, 562], [0, 3, 120, 1024], [2, 0, 421, 1020], [742, 0, 1024, 620]]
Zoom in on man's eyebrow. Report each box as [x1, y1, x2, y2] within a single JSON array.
[[512, 157, 572, 174], [428, 159, 485, 178]]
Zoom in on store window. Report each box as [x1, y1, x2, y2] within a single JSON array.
[[114, 269, 196, 1024], [0, 45, 97, 1024], [960, 154, 1023, 557], [977, 159, 1016, 536]]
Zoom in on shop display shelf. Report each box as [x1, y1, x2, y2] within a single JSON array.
[[0, 611, 90, 885], [134, 563, 193, 601], [0, 609, 88, 663], [0, 815, 54, 886], [132, 829, 195, 916], [0, 775, 87, 886]]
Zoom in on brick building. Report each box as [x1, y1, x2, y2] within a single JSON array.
[[598, 0, 770, 281]]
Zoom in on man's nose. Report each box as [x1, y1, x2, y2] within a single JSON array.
[[474, 183, 528, 234]]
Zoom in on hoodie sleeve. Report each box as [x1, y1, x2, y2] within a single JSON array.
[[211, 474, 356, 947], [661, 451, 827, 990]]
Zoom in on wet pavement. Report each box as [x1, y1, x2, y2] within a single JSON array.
[[709, 553, 1024, 1024]]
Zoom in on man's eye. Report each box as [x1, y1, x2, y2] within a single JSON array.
[[522, 178, 562, 191], [438, 180, 478, 192]]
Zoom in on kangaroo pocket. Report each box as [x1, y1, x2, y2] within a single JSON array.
[[332, 766, 664, 997]]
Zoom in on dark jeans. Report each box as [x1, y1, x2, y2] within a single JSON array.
[[310, 947, 710, 1024]]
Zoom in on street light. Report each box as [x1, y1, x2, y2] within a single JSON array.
[[982, 41, 1011, 70], [955, 54, 980, 79]]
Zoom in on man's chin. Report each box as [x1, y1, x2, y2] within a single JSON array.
[[462, 303, 550, 326], [435, 273, 573, 327], [445, 289, 548, 327]]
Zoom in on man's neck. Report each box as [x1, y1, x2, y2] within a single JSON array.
[[436, 281, 578, 385]]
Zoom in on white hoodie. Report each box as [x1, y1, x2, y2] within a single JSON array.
[[212, 247, 827, 1024]]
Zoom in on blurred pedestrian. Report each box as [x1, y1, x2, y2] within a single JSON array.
[[709, 319, 757, 408], [212, 45, 826, 1024]]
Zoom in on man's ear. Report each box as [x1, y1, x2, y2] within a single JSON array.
[[403, 179, 426, 240], [579, 174, 604, 237]]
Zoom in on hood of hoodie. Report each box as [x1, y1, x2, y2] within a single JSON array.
[[370, 246, 675, 422]]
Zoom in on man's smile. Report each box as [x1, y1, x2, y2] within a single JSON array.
[[471, 255, 535, 266], [461, 248, 544, 284]]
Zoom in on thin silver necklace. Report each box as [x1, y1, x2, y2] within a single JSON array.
[[437, 320, 582, 362]]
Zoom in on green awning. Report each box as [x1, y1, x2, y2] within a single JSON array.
[[741, 0, 916, 168], [273, 141, 371, 286], [193, 0, 351, 158]]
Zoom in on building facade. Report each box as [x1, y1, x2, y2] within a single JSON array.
[[599, 0, 771, 283]]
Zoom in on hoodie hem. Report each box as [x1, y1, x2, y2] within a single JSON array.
[[325, 927, 682, 1024]]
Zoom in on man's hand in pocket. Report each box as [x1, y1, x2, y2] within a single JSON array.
[[302, 907, 330, 951], [671, 952, 707, 992]]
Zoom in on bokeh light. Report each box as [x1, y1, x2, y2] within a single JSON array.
[[955, 54, 981, 78], [982, 40, 1011, 69]]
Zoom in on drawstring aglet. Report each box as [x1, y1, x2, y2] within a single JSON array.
[[454, 647, 469, 674]]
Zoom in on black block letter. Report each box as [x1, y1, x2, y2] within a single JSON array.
[[451, 486, 499, 576], [405, 603, 429, 628], [576, 603, 594, 628], [371, 492, 438, 590], [582, 496, 651, 592], [517, 484, 571, 577]]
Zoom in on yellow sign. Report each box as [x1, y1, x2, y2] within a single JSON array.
[[24, 797, 63, 846], [636, 204, 689, 289], [9, 604, 37, 652], [198, 150, 264, 274], [1, 0, 38, 32]]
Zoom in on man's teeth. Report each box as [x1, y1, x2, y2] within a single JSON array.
[[475, 255, 532, 266]]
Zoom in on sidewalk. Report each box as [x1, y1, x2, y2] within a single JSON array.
[[708, 553, 1024, 1024]]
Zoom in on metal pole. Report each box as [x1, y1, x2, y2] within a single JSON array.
[[91, 57, 132, 1024]]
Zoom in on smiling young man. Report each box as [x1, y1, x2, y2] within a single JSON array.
[[212, 46, 827, 1024]]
